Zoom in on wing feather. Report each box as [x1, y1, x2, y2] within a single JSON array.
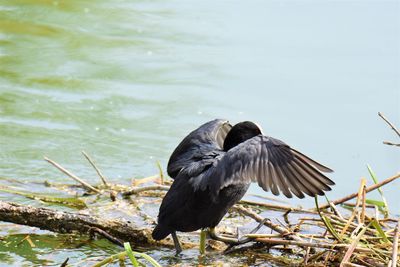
[[291, 159, 332, 191], [269, 146, 306, 198], [291, 148, 333, 173], [204, 135, 334, 199], [258, 158, 268, 191], [278, 148, 327, 195], [293, 156, 335, 186], [283, 163, 322, 197], [268, 162, 282, 196], [270, 161, 292, 198]]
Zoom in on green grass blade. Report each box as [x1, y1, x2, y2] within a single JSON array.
[[367, 165, 383, 195], [366, 199, 387, 214], [124, 242, 139, 267], [133, 252, 162, 267], [123, 242, 161, 267], [315, 196, 342, 242], [365, 199, 385, 207], [91, 251, 126, 267], [156, 161, 164, 185], [367, 165, 389, 216], [322, 216, 342, 241], [370, 219, 389, 242]]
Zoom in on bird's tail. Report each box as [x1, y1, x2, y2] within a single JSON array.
[[152, 224, 170, 240]]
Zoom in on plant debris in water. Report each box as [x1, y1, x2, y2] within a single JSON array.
[[1, 155, 399, 266]]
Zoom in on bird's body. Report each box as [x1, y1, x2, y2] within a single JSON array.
[[152, 119, 334, 251], [153, 174, 249, 240]]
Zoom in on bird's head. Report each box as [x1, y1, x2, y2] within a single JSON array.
[[223, 121, 263, 151]]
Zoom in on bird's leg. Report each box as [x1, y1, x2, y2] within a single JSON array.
[[199, 229, 207, 254], [171, 231, 182, 254]]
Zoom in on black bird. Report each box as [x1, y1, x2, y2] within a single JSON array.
[[152, 119, 334, 253]]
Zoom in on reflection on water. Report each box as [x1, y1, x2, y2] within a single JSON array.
[[0, 0, 399, 265]]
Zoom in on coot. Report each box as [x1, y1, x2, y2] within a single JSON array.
[[152, 119, 334, 253]]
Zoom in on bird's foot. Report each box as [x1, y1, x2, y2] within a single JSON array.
[[236, 218, 269, 244], [208, 218, 269, 254], [208, 227, 239, 244], [209, 218, 268, 251]]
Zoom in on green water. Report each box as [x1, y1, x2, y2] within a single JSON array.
[[1, 0, 399, 266]]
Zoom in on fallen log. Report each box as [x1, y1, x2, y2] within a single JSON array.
[[0, 201, 165, 247]]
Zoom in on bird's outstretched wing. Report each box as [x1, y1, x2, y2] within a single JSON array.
[[167, 119, 232, 178], [204, 135, 334, 199]]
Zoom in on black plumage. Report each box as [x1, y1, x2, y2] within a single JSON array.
[[152, 119, 334, 248]]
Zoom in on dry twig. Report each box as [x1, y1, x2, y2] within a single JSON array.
[[44, 157, 101, 194], [122, 185, 170, 197], [232, 205, 304, 242], [383, 141, 400, 147], [254, 237, 372, 253], [82, 151, 109, 187], [240, 199, 317, 214], [318, 173, 400, 209], [378, 112, 400, 138]]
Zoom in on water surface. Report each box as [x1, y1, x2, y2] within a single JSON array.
[[1, 0, 399, 265]]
